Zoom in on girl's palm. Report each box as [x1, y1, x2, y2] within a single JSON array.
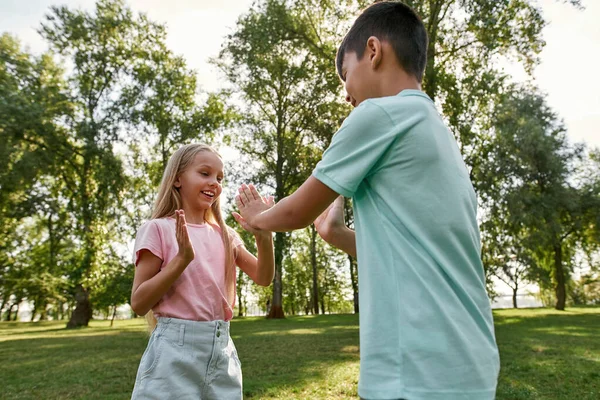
[[176, 210, 195, 263]]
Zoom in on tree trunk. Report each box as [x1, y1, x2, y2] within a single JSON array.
[[0, 297, 6, 321], [30, 303, 38, 322], [39, 302, 48, 321], [67, 284, 93, 328], [554, 243, 566, 311], [67, 148, 95, 328], [348, 255, 359, 314], [267, 232, 286, 319], [512, 285, 518, 309], [110, 305, 117, 327], [310, 226, 319, 315], [237, 269, 244, 317], [423, 0, 442, 101], [5, 303, 14, 321], [344, 198, 359, 314]]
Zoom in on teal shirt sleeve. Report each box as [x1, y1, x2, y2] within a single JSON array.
[[313, 99, 422, 197]]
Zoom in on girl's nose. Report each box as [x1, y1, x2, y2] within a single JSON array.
[[345, 93, 352, 103]]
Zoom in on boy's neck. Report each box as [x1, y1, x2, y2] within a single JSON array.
[[374, 41, 422, 97], [376, 68, 422, 98]]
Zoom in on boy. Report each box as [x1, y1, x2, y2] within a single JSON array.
[[235, 2, 499, 399]]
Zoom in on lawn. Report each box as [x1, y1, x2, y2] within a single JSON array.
[[1, 307, 598, 399]]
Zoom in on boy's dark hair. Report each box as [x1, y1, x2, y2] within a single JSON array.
[[336, 1, 428, 82]]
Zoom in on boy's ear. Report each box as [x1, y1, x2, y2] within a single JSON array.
[[366, 36, 382, 69]]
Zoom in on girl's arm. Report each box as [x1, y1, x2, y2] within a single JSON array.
[[130, 211, 195, 316], [235, 232, 275, 287], [232, 209, 275, 287]]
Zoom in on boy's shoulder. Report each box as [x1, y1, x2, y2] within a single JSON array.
[[346, 90, 434, 129], [366, 89, 432, 112]]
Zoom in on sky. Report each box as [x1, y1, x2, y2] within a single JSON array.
[[1, 0, 598, 150], [1, 0, 600, 150]]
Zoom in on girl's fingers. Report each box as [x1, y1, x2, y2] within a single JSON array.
[[241, 184, 253, 202], [232, 212, 254, 233], [248, 184, 260, 200], [235, 194, 244, 208], [175, 210, 181, 241], [232, 212, 245, 226], [238, 185, 249, 205]]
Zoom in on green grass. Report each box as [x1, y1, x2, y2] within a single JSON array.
[[1, 308, 598, 399]]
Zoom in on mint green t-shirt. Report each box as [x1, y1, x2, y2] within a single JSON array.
[[313, 90, 500, 400]]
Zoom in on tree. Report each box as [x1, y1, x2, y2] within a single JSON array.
[[215, 0, 352, 318], [480, 86, 600, 310], [38, 0, 229, 327], [0, 33, 76, 322], [403, 0, 582, 168]]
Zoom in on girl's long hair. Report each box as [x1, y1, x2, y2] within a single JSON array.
[[146, 143, 236, 331]]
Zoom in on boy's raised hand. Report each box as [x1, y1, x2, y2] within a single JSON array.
[[235, 184, 274, 229], [314, 195, 346, 243]]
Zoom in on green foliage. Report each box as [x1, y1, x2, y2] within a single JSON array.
[[477, 85, 600, 309], [1, 0, 228, 325], [282, 228, 352, 315], [215, 0, 359, 317]]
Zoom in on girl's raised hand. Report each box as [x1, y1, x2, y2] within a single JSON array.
[[233, 185, 274, 236], [175, 210, 195, 263], [235, 184, 273, 228]]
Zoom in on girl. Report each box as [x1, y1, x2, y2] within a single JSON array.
[[130, 143, 275, 399]]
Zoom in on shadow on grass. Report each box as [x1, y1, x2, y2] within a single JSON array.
[[231, 314, 360, 399], [1, 310, 598, 400], [0, 315, 361, 399], [0, 328, 147, 400], [494, 310, 600, 400]]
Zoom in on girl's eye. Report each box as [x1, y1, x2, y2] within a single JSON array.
[[217, 177, 223, 183]]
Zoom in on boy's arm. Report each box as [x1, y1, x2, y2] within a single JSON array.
[[237, 176, 338, 231], [236, 177, 357, 256], [313, 196, 356, 258]]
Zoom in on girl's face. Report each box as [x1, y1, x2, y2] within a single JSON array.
[[175, 151, 224, 211]]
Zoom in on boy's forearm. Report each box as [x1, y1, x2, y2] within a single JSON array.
[[327, 227, 357, 258], [254, 232, 275, 286], [244, 176, 340, 232]]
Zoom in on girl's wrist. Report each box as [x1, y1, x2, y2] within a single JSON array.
[[173, 253, 192, 268], [254, 230, 272, 241]]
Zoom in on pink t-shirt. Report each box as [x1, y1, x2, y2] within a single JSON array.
[[133, 217, 243, 322]]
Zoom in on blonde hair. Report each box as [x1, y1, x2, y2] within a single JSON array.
[[146, 143, 236, 331]]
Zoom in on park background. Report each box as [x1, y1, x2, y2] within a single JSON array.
[[1, 0, 599, 399]]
